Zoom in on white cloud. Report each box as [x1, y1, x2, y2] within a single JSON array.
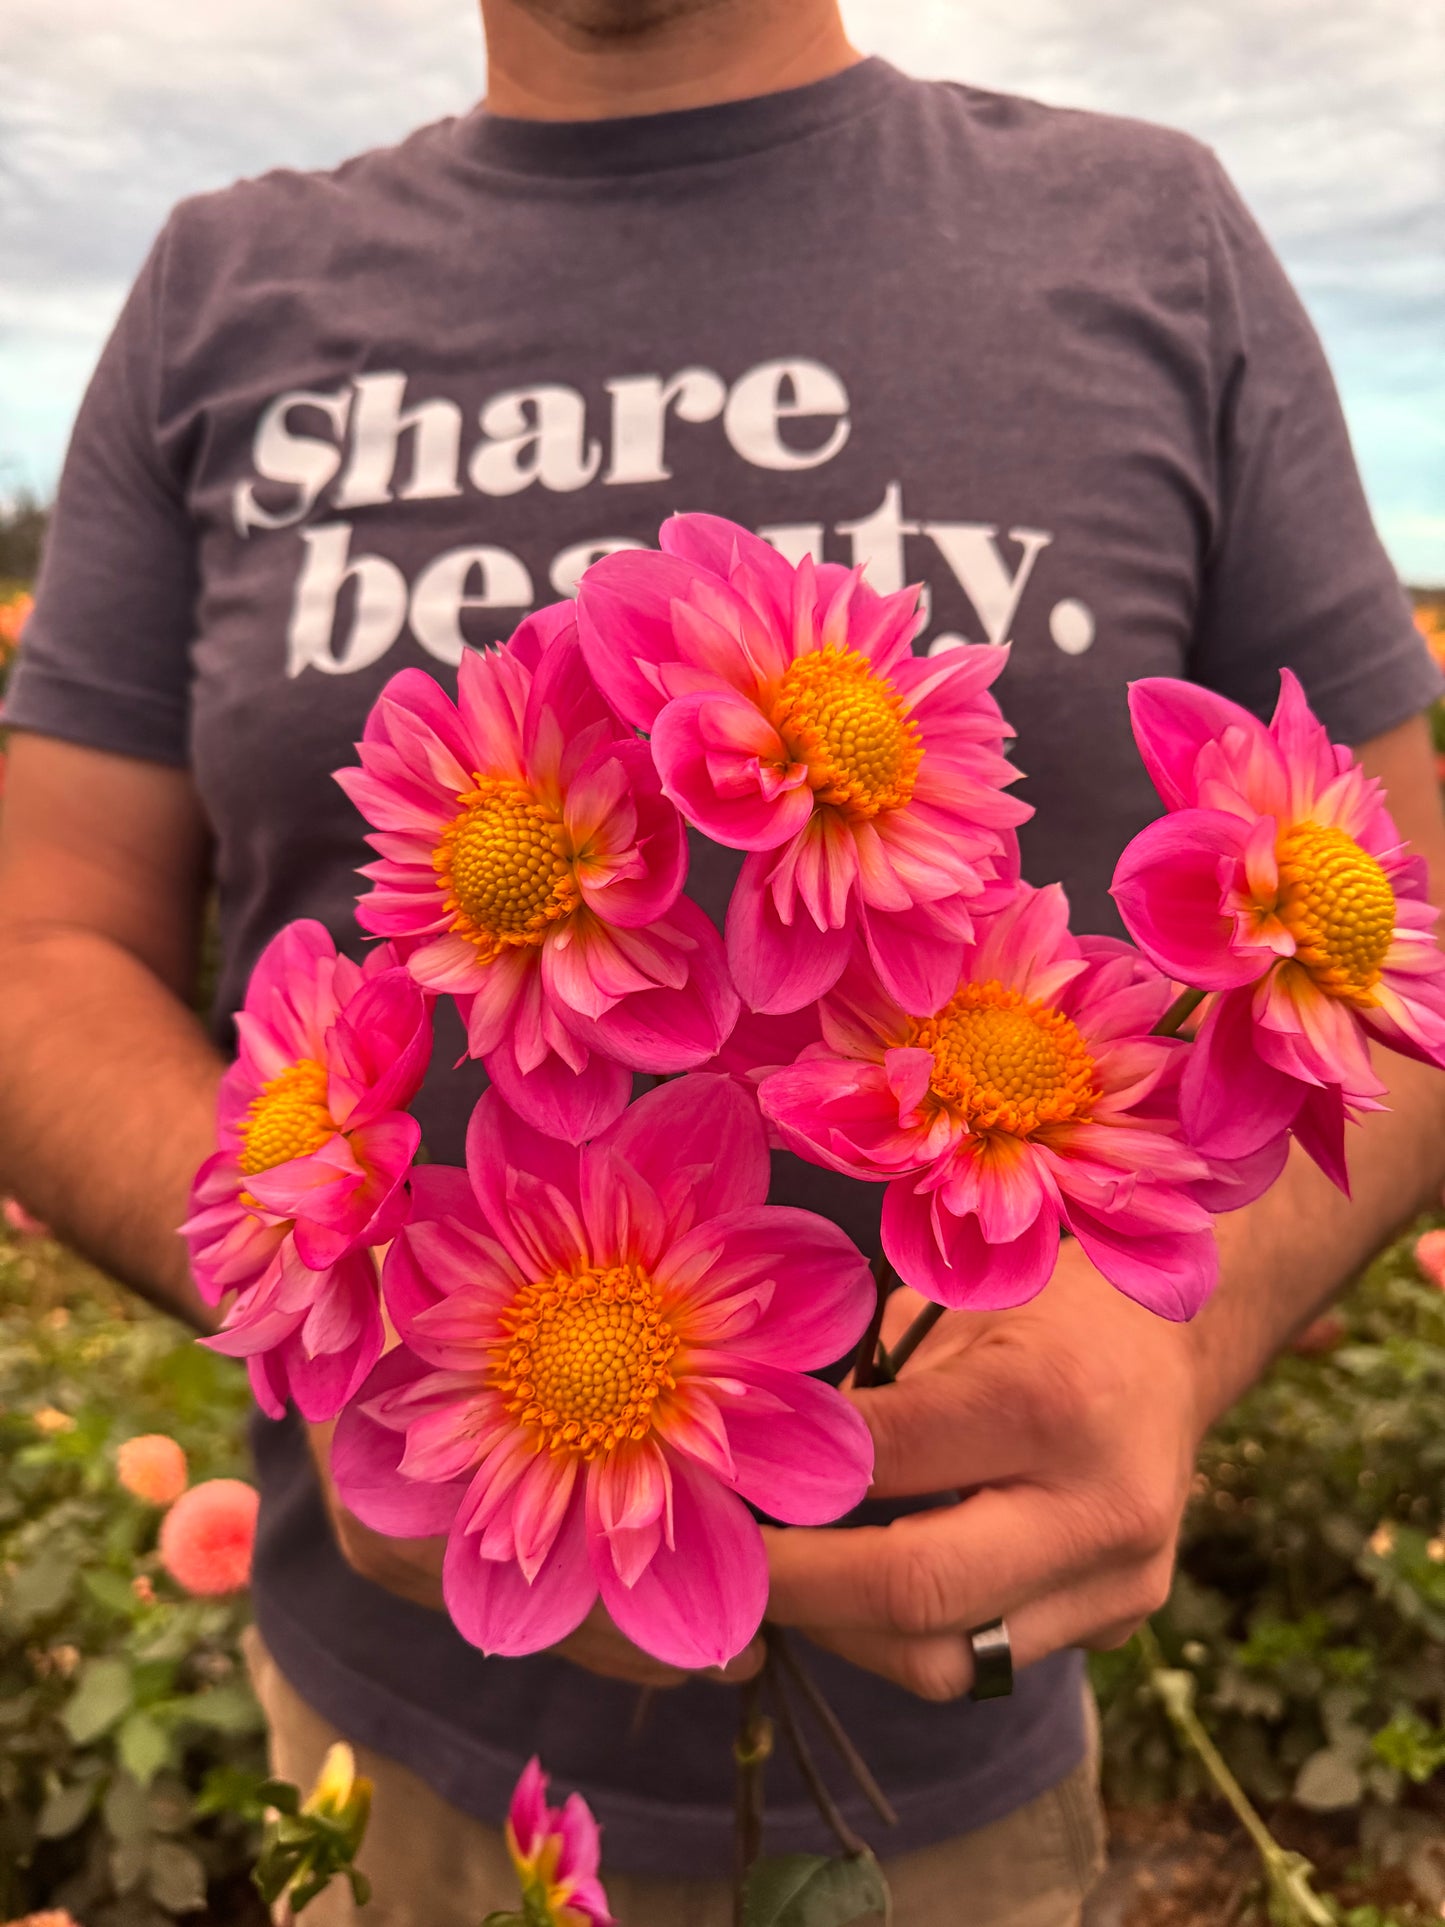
[[3, 0, 1441, 576]]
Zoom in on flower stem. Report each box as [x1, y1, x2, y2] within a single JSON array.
[[1136, 1624, 1335, 1926], [766, 1626, 898, 1827], [875, 1301, 945, 1383], [852, 1254, 895, 1389], [732, 1674, 772, 1927], [1152, 985, 1207, 1039], [764, 1639, 870, 1859]]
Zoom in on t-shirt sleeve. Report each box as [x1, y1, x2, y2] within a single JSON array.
[[1187, 152, 1439, 743], [5, 221, 197, 766]]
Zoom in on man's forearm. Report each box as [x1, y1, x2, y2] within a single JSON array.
[[0, 925, 222, 1329], [1189, 1047, 1445, 1429]]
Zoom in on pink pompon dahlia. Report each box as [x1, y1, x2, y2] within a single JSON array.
[[158, 1478, 258, 1595], [577, 514, 1029, 1017], [335, 603, 738, 1145], [1112, 672, 1445, 1189], [117, 1434, 188, 1506], [181, 920, 430, 1420], [759, 884, 1220, 1320], [504, 1758, 615, 1927], [331, 1075, 874, 1669]]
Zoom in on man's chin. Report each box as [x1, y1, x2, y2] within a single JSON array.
[[507, 0, 734, 40]]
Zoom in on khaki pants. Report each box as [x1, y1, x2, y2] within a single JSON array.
[[245, 1627, 1105, 1927]]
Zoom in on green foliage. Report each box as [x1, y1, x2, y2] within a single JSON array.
[[0, 1228, 266, 1923], [743, 1851, 890, 1927], [1096, 1213, 1445, 1822]]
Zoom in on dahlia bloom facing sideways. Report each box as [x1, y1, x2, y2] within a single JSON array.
[[578, 514, 1030, 1016], [760, 884, 1221, 1320], [181, 920, 430, 1420], [332, 1075, 875, 1669], [1113, 673, 1445, 1189], [503, 1758, 615, 1927], [335, 603, 738, 1144]]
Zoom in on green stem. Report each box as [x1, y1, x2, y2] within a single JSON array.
[[1152, 985, 1207, 1038], [851, 1254, 895, 1390], [875, 1301, 945, 1383], [1136, 1624, 1334, 1926], [732, 1674, 771, 1927]]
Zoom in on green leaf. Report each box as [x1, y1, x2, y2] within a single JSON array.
[[118, 1711, 173, 1787], [1293, 1745, 1364, 1811], [103, 1768, 152, 1845], [4, 1549, 78, 1624], [744, 1852, 890, 1927], [63, 1654, 134, 1743], [35, 1779, 97, 1839], [83, 1565, 144, 1616], [173, 1682, 263, 1733], [149, 1837, 208, 1913], [193, 1763, 272, 1819]]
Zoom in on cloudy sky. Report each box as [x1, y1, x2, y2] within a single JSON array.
[[4, 0, 1442, 579]]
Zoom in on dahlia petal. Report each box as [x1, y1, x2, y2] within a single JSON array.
[[590, 1453, 767, 1669], [445, 1477, 596, 1656], [577, 548, 721, 730], [859, 898, 968, 1013], [1112, 809, 1269, 990], [330, 1348, 470, 1536], [660, 1206, 874, 1368], [1064, 1200, 1218, 1322], [573, 899, 740, 1072], [1182, 986, 1307, 1158], [1128, 677, 1272, 813], [484, 1030, 633, 1147], [590, 1441, 671, 1589], [726, 850, 853, 1013], [703, 1359, 873, 1525], [881, 1175, 1061, 1310], [653, 692, 815, 851], [595, 1072, 770, 1230], [1290, 1081, 1352, 1194], [465, 1088, 588, 1277]]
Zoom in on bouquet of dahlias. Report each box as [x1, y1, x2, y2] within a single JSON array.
[[183, 513, 1445, 1918]]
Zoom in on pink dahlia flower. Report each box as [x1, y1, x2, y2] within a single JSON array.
[[332, 1075, 874, 1669], [504, 1758, 615, 1927], [759, 884, 1219, 1319], [577, 514, 1029, 1016], [1414, 1228, 1445, 1289], [158, 1478, 258, 1595], [181, 920, 430, 1420], [1112, 672, 1445, 1189], [117, 1433, 188, 1506], [335, 605, 738, 1145]]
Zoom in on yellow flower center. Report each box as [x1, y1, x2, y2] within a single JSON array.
[[238, 1059, 336, 1176], [771, 645, 922, 818], [911, 980, 1098, 1136], [493, 1262, 678, 1459], [1275, 821, 1395, 1006], [434, 775, 579, 961]]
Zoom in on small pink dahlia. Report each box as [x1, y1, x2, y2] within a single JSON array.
[[759, 883, 1219, 1319], [1112, 672, 1445, 1188], [158, 1478, 258, 1595], [504, 1758, 615, 1927], [331, 1075, 875, 1669], [181, 920, 430, 1420], [577, 514, 1029, 1016], [335, 604, 738, 1145]]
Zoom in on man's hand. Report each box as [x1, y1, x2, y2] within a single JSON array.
[[305, 1420, 764, 1690], [764, 1245, 1199, 1701]]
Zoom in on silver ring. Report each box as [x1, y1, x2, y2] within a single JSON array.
[[967, 1618, 1013, 1700]]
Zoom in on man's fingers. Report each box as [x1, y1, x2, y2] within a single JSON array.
[[765, 1485, 1101, 1639], [798, 1557, 1174, 1702], [853, 1333, 1068, 1497]]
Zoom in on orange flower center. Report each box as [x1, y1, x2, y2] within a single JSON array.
[[771, 646, 922, 818], [911, 980, 1098, 1136], [238, 1059, 336, 1176], [493, 1262, 677, 1459], [434, 776, 579, 961], [1275, 821, 1395, 1006]]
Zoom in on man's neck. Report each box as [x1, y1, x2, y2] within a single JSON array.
[[479, 0, 860, 122]]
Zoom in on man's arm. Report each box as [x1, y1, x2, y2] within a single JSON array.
[[0, 733, 220, 1329], [765, 710, 1445, 1699]]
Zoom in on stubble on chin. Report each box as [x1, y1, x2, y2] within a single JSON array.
[[507, 0, 736, 39]]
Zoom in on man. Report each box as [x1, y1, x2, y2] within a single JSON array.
[[3, 2, 1442, 1922]]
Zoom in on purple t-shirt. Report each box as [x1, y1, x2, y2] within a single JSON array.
[[10, 57, 1437, 1873]]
